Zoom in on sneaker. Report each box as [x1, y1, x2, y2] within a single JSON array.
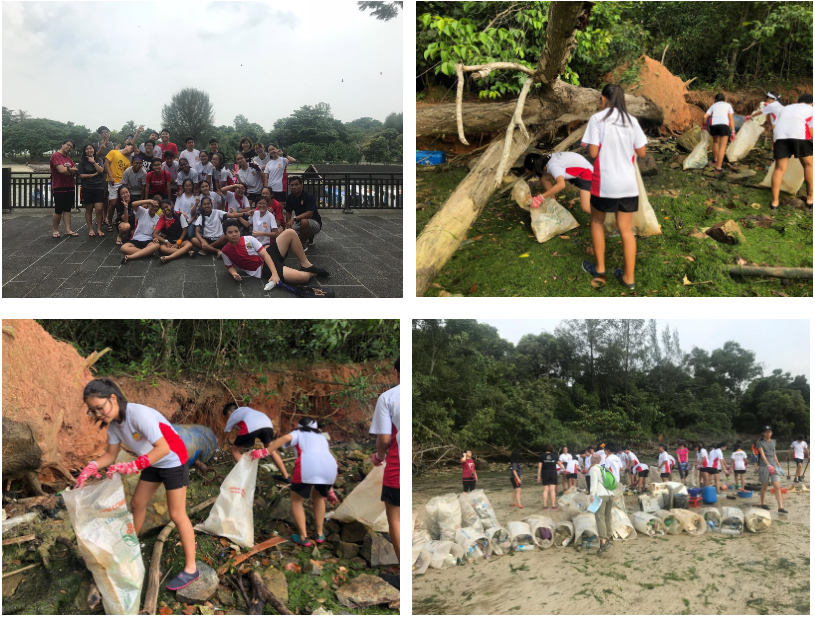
[[301, 264, 329, 276], [596, 541, 610, 555], [778, 508, 788, 514], [379, 573, 400, 590], [613, 268, 635, 290], [581, 260, 606, 279], [759, 504, 770, 510], [166, 568, 200, 591], [308, 238, 315, 246]]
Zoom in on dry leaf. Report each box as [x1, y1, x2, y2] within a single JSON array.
[[584, 246, 595, 256], [261, 558, 270, 566], [682, 275, 692, 286], [468, 284, 478, 294], [551, 251, 558, 256], [473, 235, 483, 241], [664, 216, 670, 220], [519, 253, 530, 258], [590, 278, 606, 289], [681, 255, 695, 262], [430, 283, 442, 289], [284, 563, 302, 573], [750, 203, 761, 209], [559, 235, 570, 240], [219, 539, 229, 547], [735, 257, 748, 266], [438, 290, 451, 297], [160, 608, 173, 615]]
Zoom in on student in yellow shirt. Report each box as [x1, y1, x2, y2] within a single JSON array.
[[105, 144, 135, 230]]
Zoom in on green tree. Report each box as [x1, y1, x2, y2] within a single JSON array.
[[2, 107, 14, 127], [383, 111, 403, 133], [161, 88, 215, 147], [358, 1, 402, 21]]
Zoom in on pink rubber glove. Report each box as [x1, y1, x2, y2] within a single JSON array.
[[767, 465, 776, 475], [106, 455, 150, 479], [327, 489, 339, 505], [251, 448, 270, 460], [371, 452, 384, 467], [75, 461, 102, 488], [530, 194, 544, 209], [730, 131, 736, 142]]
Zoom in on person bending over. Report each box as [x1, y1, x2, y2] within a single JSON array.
[[525, 151, 593, 214], [223, 403, 289, 483]]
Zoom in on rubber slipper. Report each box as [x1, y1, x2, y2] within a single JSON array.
[[97, 230, 105, 237], [52, 232, 60, 238], [115, 238, 123, 245], [613, 268, 635, 290], [88, 231, 96, 237], [166, 568, 200, 591]]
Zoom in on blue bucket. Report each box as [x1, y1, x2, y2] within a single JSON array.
[[702, 486, 718, 504], [173, 424, 218, 466], [688, 488, 702, 497]]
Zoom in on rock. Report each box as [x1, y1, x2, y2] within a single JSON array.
[[335, 574, 400, 609], [669, 162, 680, 169], [311, 564, 323, 576], [312, 607, 334, 615], [333, 475, 346, 488], [676, 125, 701, 152], [360, 460, 374, 477], [199, 607, 215, 615], [688, 227, 710, 240], [350, 557, 367, 568], [740, 215, 773, 229], [341, 520, 368, 543], [335, 541, 361, 560], [217, 589, 235, 607], [328, 533, 341, 542], [344, 442, 362, 451], [360, 532, 398, 566], [346, 450, 365, 461], [705, 219, 746, 244], [261, 567, 289, 603], [637, 153, 659, 176], [269, 497, 295, 525], [474, 458, 490, 471], [176, 562, 219, 604], [739, 169, 757, 178], [324, 519, 341, 535]]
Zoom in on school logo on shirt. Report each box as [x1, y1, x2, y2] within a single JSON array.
[[132, 432, 142, 441], [262, 223, 267, 228]]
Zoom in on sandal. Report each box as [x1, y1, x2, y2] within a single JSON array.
[[166, 568, 200, 591], [65, 231, 79, 237], [768, 203, 779, 211], [160, 256, 167, 264], [613, 268, 635, 290], [115, 237, 123, 245], [517, 505, 524, 509], [97, 230, 105, 237], [188, 250, 196, 258], [52, 232, 60, 238], [121, 255, 129, 265], [292, 534, 312, 547], [88, 231, 96, 237], [106, 223, 114, 232]]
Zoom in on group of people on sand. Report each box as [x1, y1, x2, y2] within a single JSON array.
[[73, 358, 401, 593], [522, 84, 813, 292], [48, 127, 329, 292]]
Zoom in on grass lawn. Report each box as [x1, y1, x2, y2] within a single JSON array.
[[417, 142, 813, 297]]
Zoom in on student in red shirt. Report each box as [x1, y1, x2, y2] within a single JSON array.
[[158, 129, 178, 159], [49, 139, 80, 238], [461, 450, 477, 493], [262, 187, 286, 230], [153, 201, 196, 264], [145, 158, 172, 201]]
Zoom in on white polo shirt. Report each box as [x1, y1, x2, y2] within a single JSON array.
[[773, 103, 814, 141], [107, 403, 187, 469], [131, 206, 160, 242], [706, 101, 735, 126], [582, 108, 648, 199], [224, 406, 273, 436], [284, 429, 338, 485], [546, 151, 593, 182]]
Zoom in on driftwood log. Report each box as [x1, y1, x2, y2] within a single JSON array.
[[729, 266, 813, 279], [416, 1, 664, 296]]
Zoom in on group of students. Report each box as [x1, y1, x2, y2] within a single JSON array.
[[73, 359, 401, 593], [522, 85, 814, 292]]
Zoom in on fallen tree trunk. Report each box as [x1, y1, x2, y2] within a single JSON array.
[[729, 266, 813, 279]]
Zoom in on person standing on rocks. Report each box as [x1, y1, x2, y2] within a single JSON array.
[[460, 450, 477, 493], [76, 378, 200, 592], [702, 93, 736, 173], [756, 425, 788, 514], [767, 94, 813, 210], [370, 357, 401, 589], [223, 403, 290, 483], [747, 91, 785, 128]]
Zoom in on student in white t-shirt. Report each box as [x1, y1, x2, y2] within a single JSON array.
[[748, 91, 785, 128], [249, 197, 280, 245], [119, 198, 162, 264], [195, 151, 214, 188], [581, 84, 648, 291], [210, 153, 234, 195], [263, 418, 338, 548], [731, 442, 748, 491], [558, 447, 573, 491], [525, 151, 594, 214], [178, 138, 200, 169], [769, 94, 813, 210], [191, 195, 241, 257], [657, 444, 676, 480], [789, 435, 810, 483], [703, 93, 736, 173], [695, 442, 710, 488], [76, 378, 200, 592], [223, 403, 289, 482]]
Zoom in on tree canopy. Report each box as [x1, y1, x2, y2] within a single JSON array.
[[413, 320, 810, 461], [161, 88, 216, 147]]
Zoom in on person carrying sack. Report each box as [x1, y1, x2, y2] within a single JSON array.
[[588, 453, 615, 555]]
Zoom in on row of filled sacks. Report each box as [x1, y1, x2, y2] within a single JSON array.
[[414, 489, 501, 543]]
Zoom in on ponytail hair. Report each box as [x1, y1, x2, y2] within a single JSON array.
[[296, 417, 322, 434], [83, 378, 128, 427], [601, 84, 632, 127], [524, 152, 551, 178]]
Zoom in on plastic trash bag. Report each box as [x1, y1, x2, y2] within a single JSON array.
[[425, 496, 442, 540], [650, 482, 688, 509], [526, 515, 555, 549], [507, 521, 535, 551], [463, 489, 501, 530], [670, 508, 707, 535], [727, 111, 766, 161], [559, 491, 590, 517], [63, 476, 145, 615], [328, 463, 389, 532], [530, 198, 581, 243], [638, 494, 661, 514], [458, 494, 484, 534], [554, 520, 575, 547], [412, 545, 431, 575], [413, 529, 432, 546], [455, 527, 491, 560], [437, 493, 462, 542], [576, 470, 588, 491], [573, 512, 600, 548], [630, 511, 666, 536], [700, 507, 722, 532], [512, 179, 533, 210], [484, 526, 511, 557], [684, 130, 710, 170], [611, 508, 636, 540], [195, 454, 258, 547], [612, 484, 627, 515], [759, 158, 805, 195], [603, 165, 662, 237], [720, 507, 745, 535], [2, 512, 40, 535], [744, 507, 772, 533], [424, 540, 465, 569], [654, 509, 682, 535]]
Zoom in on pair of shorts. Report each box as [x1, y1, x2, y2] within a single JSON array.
[[203, 235, 222, 244], [140, 463, 189, 491], [462, 479, 476, 492], [292, 218, 321, 237], [794, 457, 804, 465], [708, 124, 732, 137], [707, 468, 720, 475], [53, 187, 75, 215], [773, 138, 813, 160], [638, 470, 649, 478], [568, 177, 592, 192], [259, 240, 287, 283], [758, 466, 779, 484], [660, 472, 672, 479], [381, 485, 399, 507], [510, 477, 521, 489], [734, 469, 746, 475], [540, 469, 558, 486], [590, 194, 639, 213], [81, 188, 107, 206], [272, 190, 287, 203], [291, 482, 331, 499], [246, 192, 262, 203], [107, 182, 122, 201], [130, 238, 153, 249], [566, 473, 578, 479], [233, 427, 275, 448]]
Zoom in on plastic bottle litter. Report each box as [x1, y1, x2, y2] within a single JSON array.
[[458, 494, 484, 534], [463, 489, 501, 530], [1, 511, 40, 535], [526, 515, 555, 549], [485, 526, 512, 557], [720, 507, 745, 535], [507, 521, 535, 551], [554, 520, 575, 548], [744, 507, 772, 533]]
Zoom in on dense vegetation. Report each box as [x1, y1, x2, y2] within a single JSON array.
[[413, 319, 809, 462], [417, 1, 813, 98], [38, 319, 400, 379]]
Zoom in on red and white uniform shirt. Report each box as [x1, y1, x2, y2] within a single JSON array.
[[563, 459, 579, 474], [773, 103, 814, 141], [284, 428, 338, 485], [545, 151, 593, 183], [760, 101, 785, 127], [370, 384, 400, 489], [224, 406, 273, 436], [225, 191, 250, 212], [705, 101, 735, 126], [658, 452, 676, 473], [709, 448, 723, 470], [697, 448, 709, 468], [221, 236, 267, 278], [252, 211, 278, 246], [107, 403, 188, 469], [582, 108, 648, 199]]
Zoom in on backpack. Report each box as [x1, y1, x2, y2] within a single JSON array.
[[600, 464, 617, 491]]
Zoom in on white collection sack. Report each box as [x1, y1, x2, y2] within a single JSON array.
[[721, 506, 745, 535], [630, 511, 666, 536], [507, 521, 535, 551], [759, 158, 805, 195], [654, 509, 682, 535], [485, 526, 512, 556], [425, 496, 442, 540], [458, 494, 484, 533], [526, 515, 555, 549], [670, 508, 707, 536], [554, 520, 575, 547], [328, 463, 389, 532], [727, 111, 766, 161], [603, 165, 662, 237], [611, 507, 637, 540], [455, 527, 491, 560], [437, 493, 462, 542], [424, 540, 465, 569], [195, 454, 258, 547], [463, 489, 501, 530], [683, 130, 710, 170], [573, 512, 599, 547]]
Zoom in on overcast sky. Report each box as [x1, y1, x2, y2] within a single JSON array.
[[479, 320, 811, 380], [2, 1, 402, 131]]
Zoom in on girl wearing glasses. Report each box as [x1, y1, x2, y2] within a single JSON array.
[[75, 379, 200, 592]]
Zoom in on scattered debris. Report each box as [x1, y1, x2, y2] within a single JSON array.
[[176, 562, 220, 605], [335, 574, 399, 609], [705, 220, 746, 244]]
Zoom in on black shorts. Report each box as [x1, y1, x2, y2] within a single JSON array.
[[511, 477, 521, 489], [462, 479, 476, 492], [773, 138, 813, 160], [246, 192, 262, 203], [81, 188, 107, 205], [540, 469, 558, 486], [794, 458, 804, 465], [233, 427, 275, 448], [381, 485, 399, 507], [638, 470, 650, 478], [259, 241, 287, 283], [53, 187, 75, 214], [130, 239, 153, 249], [707, 468, 720, 475], [203, 235, 222, 243], [568, 177, 592, 192], [272, 190, 287, 203], [660, 472, 671, 479], [140, 463, 189, 491], [590, 194, 638, 213], [567, 473, 578, 479], [291, 482, 331, 499], [708, 124, 731, 137], [734, 469, 746, 475]]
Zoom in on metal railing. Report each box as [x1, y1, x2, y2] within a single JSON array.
[[2, 168, 403, 210]]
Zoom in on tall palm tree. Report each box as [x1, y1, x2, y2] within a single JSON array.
[[14, 109, 29, 122]]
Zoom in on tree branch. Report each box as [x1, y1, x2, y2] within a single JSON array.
[[456, 63, 469, 145], [495, 77, 533, 183]]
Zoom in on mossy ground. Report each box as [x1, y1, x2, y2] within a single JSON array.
[[2, 450, 397, 615], [417, 139, 813, 297]]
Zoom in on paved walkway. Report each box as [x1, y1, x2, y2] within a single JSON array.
[[2, 210, 402, 298]]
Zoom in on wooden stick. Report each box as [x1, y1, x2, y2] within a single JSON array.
[[495, 77, 534, 185], [2, 534, 35, 546], [456, 63, 470, 146], [728, 266, 813, 279], [2, 563, 38, 578], [216, 537, 287, 576], [248, 570, 294, 615], [142, 496, 217, 615]]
